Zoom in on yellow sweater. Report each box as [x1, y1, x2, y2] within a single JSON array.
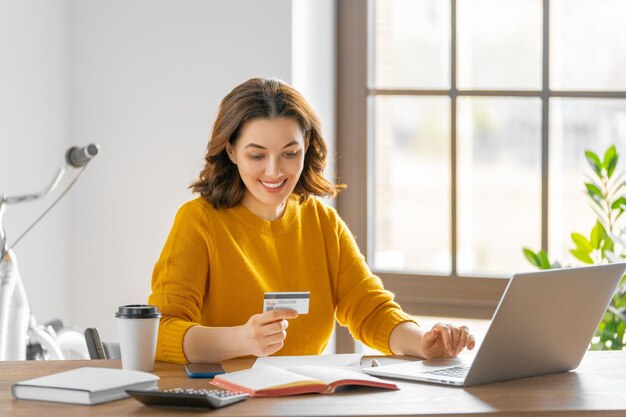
[[148, 196, 414, 364]]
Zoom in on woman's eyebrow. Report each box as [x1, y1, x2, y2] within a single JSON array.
[[244, 143, 266, 150], [243, 141, 299, 150]]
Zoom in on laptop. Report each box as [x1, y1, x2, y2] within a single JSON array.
[[363, 263, 626, 386]]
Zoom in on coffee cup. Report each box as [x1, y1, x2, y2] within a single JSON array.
[[115, 305, 161, 371]]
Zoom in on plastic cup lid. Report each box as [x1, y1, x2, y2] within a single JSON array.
[[115, 304, 161, 319]]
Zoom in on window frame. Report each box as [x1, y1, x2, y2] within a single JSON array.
[[335, 0, 626, 351]]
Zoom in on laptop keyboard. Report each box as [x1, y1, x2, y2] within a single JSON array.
[[424, 365, 470, 378]]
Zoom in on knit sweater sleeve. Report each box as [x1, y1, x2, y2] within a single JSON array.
[[148, 200, 213, 364], [333, 216, 416, 354]]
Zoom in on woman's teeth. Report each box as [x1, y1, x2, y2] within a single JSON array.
[[261, 180, 285, 189]]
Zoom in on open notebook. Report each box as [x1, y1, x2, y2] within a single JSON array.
[[211, 365, 398, 396]]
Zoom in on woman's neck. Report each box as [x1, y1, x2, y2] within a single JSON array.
[[241, 195, 286, 221]]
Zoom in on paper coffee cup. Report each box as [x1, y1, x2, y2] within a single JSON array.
[[115, 305, 161, 371]]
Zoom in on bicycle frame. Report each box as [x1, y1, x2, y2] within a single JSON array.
[[0, 249, 30, 360], [0, 249, 66, 360], [0, 167, 72, 360]]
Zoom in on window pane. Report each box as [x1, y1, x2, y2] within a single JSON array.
[[551, 0, 626, 91], [549, 99, 626, 264], [372, 96, 451, 274], [457, 0, 542, 90], [458, 97, 542, 275], [373, 0, 450, 89]]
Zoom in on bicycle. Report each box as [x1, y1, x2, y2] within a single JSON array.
[[0, 144, 99, 360]]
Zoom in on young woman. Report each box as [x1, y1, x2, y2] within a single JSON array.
[[148, 78, 475, 364]]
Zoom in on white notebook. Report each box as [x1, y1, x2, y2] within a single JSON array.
[[11, 367, 159, 405]]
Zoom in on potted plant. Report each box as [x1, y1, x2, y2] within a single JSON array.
[[523, 145, 626, 350]]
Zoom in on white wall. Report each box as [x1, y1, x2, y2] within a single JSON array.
[[1, 0, 337, 351], [291, 0, 337, 353], [0, 0, 72, 323], [68, 0, 293, 342], [292, 0, 336, 187]]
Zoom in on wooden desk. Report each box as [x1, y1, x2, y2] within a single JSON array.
[[1, 351, 626, 417]]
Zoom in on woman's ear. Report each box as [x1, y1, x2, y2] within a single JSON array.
[[225, 143, 237, 165]]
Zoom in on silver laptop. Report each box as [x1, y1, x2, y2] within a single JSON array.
[[364, 263, 626, 386]]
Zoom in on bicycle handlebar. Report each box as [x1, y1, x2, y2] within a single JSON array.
[[66, 144, 100, 168], [2, 167, 66, 206], [0, 144, 100, 257]]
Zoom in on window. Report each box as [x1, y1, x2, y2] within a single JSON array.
[[337, 0, 626, 321]]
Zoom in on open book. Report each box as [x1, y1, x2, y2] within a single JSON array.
[[211, 365, 398, 397]]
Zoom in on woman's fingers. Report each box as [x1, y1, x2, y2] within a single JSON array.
[[260, 309, 299, 324], [263, 319, 289, 336], [264, 328, 288, 345], [428, 323, 474, 357], [434, 323, 454, 355], [449, 323, 462, 354], [257, 320, 290, 356], [246, 310, 298, 357], [455, 325, 470, 355], [467, 333, 476, 350]]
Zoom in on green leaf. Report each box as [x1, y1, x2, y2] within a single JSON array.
[[604, 145, 618, 178], [602, 238, 615, 256], [607, 156, 619, 178], [538, 250, 551, 270], [570, 248, 594, 264], [585, 182, 604, 202], [523, 248, 541, 268], [523, 248, 553, 270], [611, 196, 626, 210], [603, 145, 616, 166], [590, 222, 606, 250], [585, 150, 603, 176], [572, 232, 593, 251]]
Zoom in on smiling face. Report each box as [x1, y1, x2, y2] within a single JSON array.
[[226, 117, 309, 221]]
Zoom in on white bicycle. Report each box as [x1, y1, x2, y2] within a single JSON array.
[[0, 144, 99, 360]]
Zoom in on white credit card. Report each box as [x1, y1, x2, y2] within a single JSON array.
[[263, 292, 310, 314]]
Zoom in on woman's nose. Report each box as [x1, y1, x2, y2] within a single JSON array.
[[265, 157, 283, 178]]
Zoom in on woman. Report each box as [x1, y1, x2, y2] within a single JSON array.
[[148, 78, 475, 364]]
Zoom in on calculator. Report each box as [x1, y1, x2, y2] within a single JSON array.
[[126, 387, 250, 409]]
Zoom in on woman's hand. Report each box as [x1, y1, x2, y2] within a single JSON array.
[[243, 309, 299, 357], [389, 321, 476, 359], [419, 322, 476, 359]]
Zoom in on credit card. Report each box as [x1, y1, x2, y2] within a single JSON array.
[[263, 292, 310, 314]]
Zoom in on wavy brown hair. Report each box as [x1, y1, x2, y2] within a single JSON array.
[[191, 78, 344, 209]]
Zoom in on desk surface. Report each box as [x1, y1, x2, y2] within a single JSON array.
[[1, 351, 626, 417]]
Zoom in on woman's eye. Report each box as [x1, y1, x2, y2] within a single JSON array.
[[283, 151, 298, 159], [249, 154, 264, 160]]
